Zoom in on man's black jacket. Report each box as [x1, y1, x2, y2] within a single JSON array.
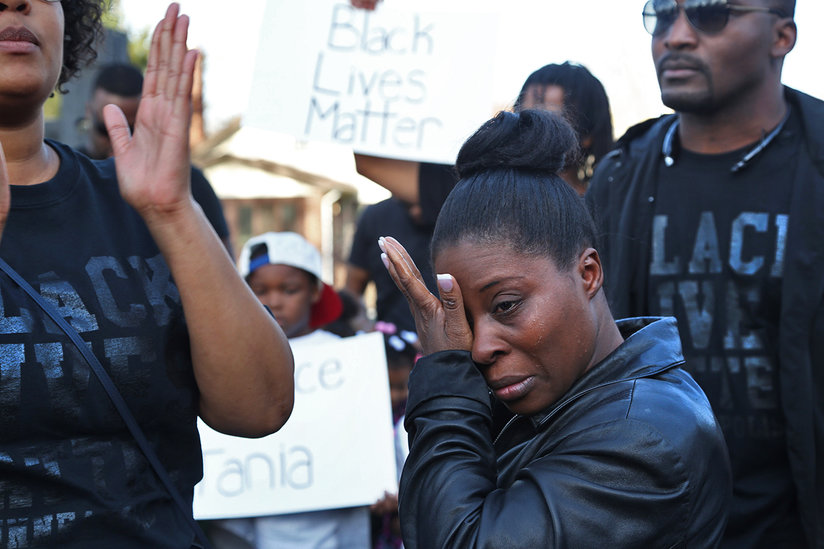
[[586, 88, 824, 547]]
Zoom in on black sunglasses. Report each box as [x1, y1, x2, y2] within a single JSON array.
[[643, 0, 787, 36]]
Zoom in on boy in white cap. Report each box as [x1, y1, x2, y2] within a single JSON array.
[[210, 232, 370, 548], [238, 231, 343, 341]]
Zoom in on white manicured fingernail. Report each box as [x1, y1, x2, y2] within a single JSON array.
[[378, 237, 386, 253], [437, 274, 453, 292], [381, 253, 389, 270]]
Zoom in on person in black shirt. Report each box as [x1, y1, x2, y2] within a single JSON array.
[[346, 172, 453, 333], [0, 3, 294, 547], [587, 1, 822, 546]]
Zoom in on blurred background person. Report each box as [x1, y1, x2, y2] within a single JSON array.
[[369, 322, 418, 549], [514, 61, 614, 195]]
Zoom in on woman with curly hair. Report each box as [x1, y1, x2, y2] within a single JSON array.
[[0, 2, 295, 547]]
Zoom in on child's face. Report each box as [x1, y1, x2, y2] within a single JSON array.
[[247, 264, 320, 338]]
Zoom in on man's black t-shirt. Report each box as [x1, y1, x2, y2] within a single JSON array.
[[349, 198, 437, 332], [75, 147, 229, 241], [648, 109, 805, 548], [0, 141, 202, 548], [190, 166, 230, 240]]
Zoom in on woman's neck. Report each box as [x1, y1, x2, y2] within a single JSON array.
[[0, 111, 59, 186]]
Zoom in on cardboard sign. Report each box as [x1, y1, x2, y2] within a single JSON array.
[[244, 0, 497, 164], [193, 332, 398, 519]]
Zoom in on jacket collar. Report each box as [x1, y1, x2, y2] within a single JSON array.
[[529, 316, 684, 429], [611, 87, 824, 174], [785, 87, 824, 171]]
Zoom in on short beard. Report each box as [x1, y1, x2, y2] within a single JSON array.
[[660, 89, 719, 115]]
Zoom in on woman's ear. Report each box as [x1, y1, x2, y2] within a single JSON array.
[[577, 247, 603, 299]]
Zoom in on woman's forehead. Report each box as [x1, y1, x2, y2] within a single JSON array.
[[435, 239, 549, 272]]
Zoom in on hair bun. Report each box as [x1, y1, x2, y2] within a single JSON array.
[[455, 110, 579, 179]]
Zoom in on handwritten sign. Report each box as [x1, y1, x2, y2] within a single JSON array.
[[194, 332, 397, 519], [244, 0, 497, 163]]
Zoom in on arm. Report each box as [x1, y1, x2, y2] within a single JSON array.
[[103, 4, 293, 438], [344, 204, 375, 300], [345, 264, 370, 297], [354, 153, 421, 205], [350, 0, 382, 10]]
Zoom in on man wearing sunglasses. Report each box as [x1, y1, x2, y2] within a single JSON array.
[[587, 1, 822, 547]]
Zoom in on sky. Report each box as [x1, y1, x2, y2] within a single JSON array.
[[117, 0, 824, 139]]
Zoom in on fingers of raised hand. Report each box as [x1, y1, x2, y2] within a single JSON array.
[[145, 4, 177, 98], [436, 274, 473, 351], [168, 14, 193, 100], [382, 236, 426, 281], [102, 104, 131, 158], [145, 4, 193, 103], [379, 237, 432, 307]]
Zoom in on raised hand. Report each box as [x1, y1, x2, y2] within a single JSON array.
[[379, 236, 473, 355], [103, 3, 197, 219]]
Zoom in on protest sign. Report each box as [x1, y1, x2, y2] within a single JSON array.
[[244, 0, 497, 164], [193, 332, 397, 519]]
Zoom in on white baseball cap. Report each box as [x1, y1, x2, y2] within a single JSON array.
[[238, 231, 342, 328]]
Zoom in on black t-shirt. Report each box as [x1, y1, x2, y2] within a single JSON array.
[[348, 198, 437, 332], [648, 110, 805, 547], [74, 148, 229, 240], [0, 141, 202, 548], [190, 166, 229, 239]]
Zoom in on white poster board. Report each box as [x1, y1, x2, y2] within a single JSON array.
[[244, 0, 497, 164], [193, 332, 397, 519]]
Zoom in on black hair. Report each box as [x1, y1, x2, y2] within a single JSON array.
[[93, 62, 143, 96], [431, 109, 598, 271], [59, 0, 107, 92], [514, 62, 614, 172]]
